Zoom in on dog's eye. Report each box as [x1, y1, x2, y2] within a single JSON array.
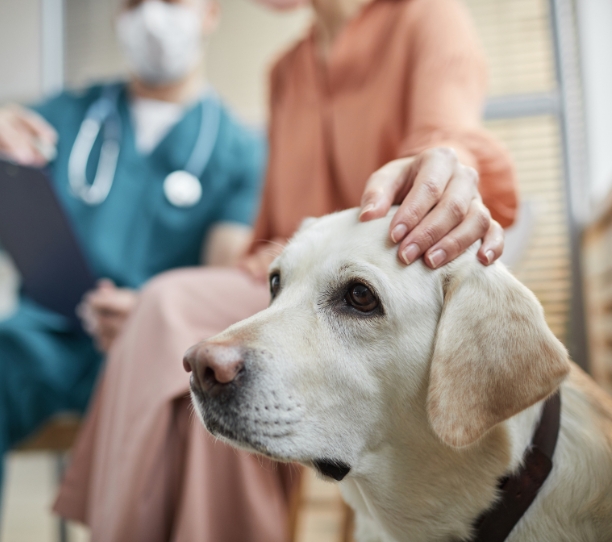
[[270, 273, 281, 299], [345, 283, 379, 312]]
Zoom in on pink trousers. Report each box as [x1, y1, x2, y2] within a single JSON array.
[[54, 268, 299, 542]]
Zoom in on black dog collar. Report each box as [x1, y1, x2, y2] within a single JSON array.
[[472, 391, 561, 541]]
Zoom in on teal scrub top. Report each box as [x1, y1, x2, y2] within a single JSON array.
[[0, 83, 267, 468], [0, 85, 266, 476], [31, 82, 266, 289]]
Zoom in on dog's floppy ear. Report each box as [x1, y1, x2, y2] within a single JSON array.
[[427, 259, 570, 448]]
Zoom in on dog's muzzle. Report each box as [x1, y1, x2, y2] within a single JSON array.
[[184, 341, 298, 457], [185, 341, 351, 477]]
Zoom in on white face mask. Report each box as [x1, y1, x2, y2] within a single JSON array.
[[116, 1, 203, 86]]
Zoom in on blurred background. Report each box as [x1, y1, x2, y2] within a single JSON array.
[[1, 0, 611, 540]]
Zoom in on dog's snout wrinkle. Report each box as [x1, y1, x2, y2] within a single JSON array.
[[187, 342, 246, 394]]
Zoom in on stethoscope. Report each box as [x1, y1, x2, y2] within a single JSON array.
[[67, 83, 221, 207]]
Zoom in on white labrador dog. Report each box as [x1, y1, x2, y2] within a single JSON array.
[[185, 209, 612, 542]]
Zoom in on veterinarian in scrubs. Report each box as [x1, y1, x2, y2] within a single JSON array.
[[54, 0, 519, 540], [0, 0, 265, 502]]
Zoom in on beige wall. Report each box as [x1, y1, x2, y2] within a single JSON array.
[[577, 0, 612, 201], [63, 0, 125, 88], [207, 0, 311, 124], [0, 0, 42, 102]]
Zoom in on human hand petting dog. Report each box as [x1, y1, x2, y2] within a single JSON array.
[[242, 146, 503, 281], [359, 147, 504, 269], [78, 279, 139, 353]]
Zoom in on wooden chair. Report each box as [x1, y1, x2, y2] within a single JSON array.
[[288, 468, 354, 542], [16, 416, 81, 454], [16, 418, 356, 542], [15, 415, 81, 542]]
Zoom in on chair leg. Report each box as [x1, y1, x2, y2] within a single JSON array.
[[288, 469, 304, 542], [58, 516, 69, 542], [341, 501, 354, 542], [55, 454, 70, 542]]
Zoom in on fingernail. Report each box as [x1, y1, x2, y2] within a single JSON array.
[[484, 250, 495, 264], [359, 204, 375, 219], [427, 249, 447, 269], [401, 243, 420, 264], [391, 224, 408, 243]]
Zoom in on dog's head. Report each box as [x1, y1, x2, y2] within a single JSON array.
[[186, 209, 569, 481]]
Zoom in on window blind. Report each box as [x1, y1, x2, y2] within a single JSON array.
[[467, 0, 557, 97], [485, 115, 571, 341], [464, 0, 573, 345]]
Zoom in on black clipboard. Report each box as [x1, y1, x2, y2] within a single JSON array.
[[0, 159, 97, 325]]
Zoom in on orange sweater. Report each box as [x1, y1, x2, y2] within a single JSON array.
[[254, 0, 518, 245]]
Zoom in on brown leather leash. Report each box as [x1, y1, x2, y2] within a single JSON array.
[[472, 391, 561, 542]]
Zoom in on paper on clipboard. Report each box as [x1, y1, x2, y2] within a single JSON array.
[[0, 159, 97, 325]]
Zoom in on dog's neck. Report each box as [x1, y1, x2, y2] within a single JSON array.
[[340, 400, 544, 542]]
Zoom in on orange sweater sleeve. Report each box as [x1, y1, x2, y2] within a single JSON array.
[[399, 0, 518, 228]]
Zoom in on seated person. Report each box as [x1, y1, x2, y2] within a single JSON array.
[[54, 0, 518, 540], [0, 0, 265, 504]]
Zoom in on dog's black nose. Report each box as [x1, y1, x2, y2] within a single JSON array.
[[184, 342, 245, 394]]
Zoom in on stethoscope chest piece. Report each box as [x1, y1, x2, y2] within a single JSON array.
[[163, 170, 202, 207], [70, 85, 220, 206]]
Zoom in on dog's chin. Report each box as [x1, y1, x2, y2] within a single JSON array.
[[191, 391, 352, 480], [205, 419, 352, 481]]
